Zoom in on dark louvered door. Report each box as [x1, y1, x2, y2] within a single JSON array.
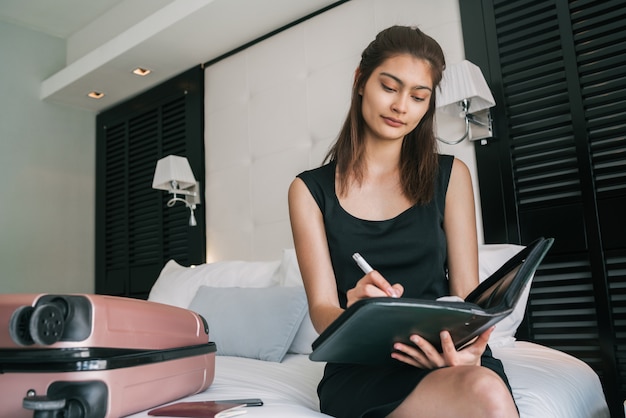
[[95, 66, 205, 299], [460, 1, 626, 415]]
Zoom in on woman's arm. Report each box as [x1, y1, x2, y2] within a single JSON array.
[[444, 158, 479, 299], [288, 178, 344, 334]]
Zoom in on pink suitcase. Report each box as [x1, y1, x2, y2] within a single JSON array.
[[1, 293, 209, 349], [0, 294, 217, 417]]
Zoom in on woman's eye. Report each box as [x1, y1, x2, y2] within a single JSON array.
[[412, 96, 426, 102], [382, 84, 396, 92]]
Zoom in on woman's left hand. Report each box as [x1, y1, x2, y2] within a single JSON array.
[[390, 326, 494, 369]]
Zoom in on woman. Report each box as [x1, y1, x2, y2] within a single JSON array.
[[288, 26, 518, 417]]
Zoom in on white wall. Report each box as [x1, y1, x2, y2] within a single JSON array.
[[0, 21, 95, 294], [205, 0, 483, 262]]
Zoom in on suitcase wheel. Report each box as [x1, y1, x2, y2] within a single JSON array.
[[23, 381, 107, 418], [23, 394, 85, 418], [9, 306, 36, 346], [29, 303, 66, 346], [9, 302, 66, 346]]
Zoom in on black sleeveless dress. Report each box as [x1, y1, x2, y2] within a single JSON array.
[[297, 155, 512, 418]]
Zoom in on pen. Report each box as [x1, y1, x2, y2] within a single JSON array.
[[352, 252, 399, 298], [352, 252, 373, 274]]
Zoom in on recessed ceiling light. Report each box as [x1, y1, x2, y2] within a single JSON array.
[[132, 67, 151, 76], [88, 91, 105, 99]]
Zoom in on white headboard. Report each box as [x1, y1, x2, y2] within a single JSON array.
[[204, 0, 482, 262]]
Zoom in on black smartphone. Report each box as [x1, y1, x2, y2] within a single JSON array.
[[215, 398, 263, 407]]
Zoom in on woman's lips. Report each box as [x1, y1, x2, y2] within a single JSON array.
[[382, 116, 404, 127]]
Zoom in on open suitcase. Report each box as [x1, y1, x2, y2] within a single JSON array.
[[0, 294, 217, 417]]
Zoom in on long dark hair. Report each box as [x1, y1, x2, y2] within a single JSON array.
[[325, 25, 446, 205]]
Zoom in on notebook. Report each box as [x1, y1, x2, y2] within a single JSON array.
[[309, 237, 554, 365]]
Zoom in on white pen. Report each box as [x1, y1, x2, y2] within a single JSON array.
[[352, 252, 399, 298], [352, 252, 373, 274]]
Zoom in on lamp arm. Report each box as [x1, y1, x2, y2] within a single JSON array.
[[167, 188, 197, 197], [436, 116, 470, 145], [466, 112, 490, 128], [166, 195, 199, 226], [166, 196, 189, 208]]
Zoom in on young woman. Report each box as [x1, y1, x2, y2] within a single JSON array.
[[288, 26, 519, 418]]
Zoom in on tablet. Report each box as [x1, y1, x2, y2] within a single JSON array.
[[309, 237, 553, 364]]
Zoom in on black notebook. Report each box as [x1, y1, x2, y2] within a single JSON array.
[[309, 237, 554, 365]]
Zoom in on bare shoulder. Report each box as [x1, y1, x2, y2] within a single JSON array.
[[450, 156, 470, 177], [448, 157, 472, 189], [288, 177, 310, 203]]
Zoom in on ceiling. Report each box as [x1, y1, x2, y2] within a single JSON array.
[[0, 0, 127, 38], [0, 0, 344, 113]]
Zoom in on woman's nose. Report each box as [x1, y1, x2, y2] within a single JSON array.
[[392, 95, 408, 113]]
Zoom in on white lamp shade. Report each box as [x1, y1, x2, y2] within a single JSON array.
[[436, 60, 495, 115], [152, 155, 197, 191]]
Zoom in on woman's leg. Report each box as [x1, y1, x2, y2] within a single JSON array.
[[387, 365, 518, 418]]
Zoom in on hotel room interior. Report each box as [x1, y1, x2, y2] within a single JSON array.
[[0, 0, 623, 416]]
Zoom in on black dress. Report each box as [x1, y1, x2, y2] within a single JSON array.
[[296, 155, 512, 418]]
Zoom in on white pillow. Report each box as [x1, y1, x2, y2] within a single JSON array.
[[277, 248, 303, 287], [478, 244, 527, 347], [276, 249, 320, 354], [148, 259, 281, 308], [288, 310, 319, 354], [189, 286, 308, 362]]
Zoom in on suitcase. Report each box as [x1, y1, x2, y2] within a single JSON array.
[[1, 293, 210, 349], [0, 294, 217, 418]]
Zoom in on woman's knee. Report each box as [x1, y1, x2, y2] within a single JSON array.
[[458, 367, 518, 417]]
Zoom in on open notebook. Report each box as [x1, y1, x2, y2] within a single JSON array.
[[309, 237, 554, 365]]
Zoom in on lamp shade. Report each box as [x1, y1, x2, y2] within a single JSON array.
[[436, 60, 495, 115], [152, 155, 197, 191]]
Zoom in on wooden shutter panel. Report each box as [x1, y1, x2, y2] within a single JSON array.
[[461, 0, 626, 414], [96, 66, 205, 299]]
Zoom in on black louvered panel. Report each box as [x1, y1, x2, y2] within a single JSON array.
[[96, 66, 204, 299], [162, 96, 187, 155], [103, 122, 128, 271], [462, 1, 625, 414], [127, 110, 161, 266], [608, 251, 626, 393], [160, 95, 191, 263], [571, 0, 626, 197], [527, 254, 604, 372], [494, 0, 583, 211]]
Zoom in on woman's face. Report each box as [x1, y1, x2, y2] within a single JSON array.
[[360, 54, 433, 143]]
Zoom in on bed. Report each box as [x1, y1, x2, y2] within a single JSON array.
[[130, 245, 610, 418]]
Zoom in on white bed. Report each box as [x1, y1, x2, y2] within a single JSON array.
[[129, 245, 610, 418]]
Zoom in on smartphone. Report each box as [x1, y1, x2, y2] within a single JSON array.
[[215, 398, 263, 407]]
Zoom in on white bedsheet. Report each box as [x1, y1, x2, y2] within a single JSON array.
[[492, 342, 609, 418], [128, 342, 609, 418], [128, 354, 330, 418]]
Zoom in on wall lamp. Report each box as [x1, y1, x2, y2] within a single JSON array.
[[436, 60, 496, 145], [152, 155, 201, 226]]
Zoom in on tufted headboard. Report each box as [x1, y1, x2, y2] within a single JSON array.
[[203, 0, 482, 262]]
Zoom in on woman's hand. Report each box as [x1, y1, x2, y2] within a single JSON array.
[[346, 271, 404, 307], [390, 326, 494, 368]]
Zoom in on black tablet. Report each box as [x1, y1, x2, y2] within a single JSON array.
[[309, 237, 553, 365]]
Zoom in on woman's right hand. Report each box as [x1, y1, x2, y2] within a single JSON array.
[[346, 271, 404, 307]]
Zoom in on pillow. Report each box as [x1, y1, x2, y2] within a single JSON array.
[[148, 259, 281, 308], [478, 244, 527, 347], [277, 248, 303, 287], [288, 310, 319, 354], [189, 285, 308, 362], [276, 249, 321, 354]]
